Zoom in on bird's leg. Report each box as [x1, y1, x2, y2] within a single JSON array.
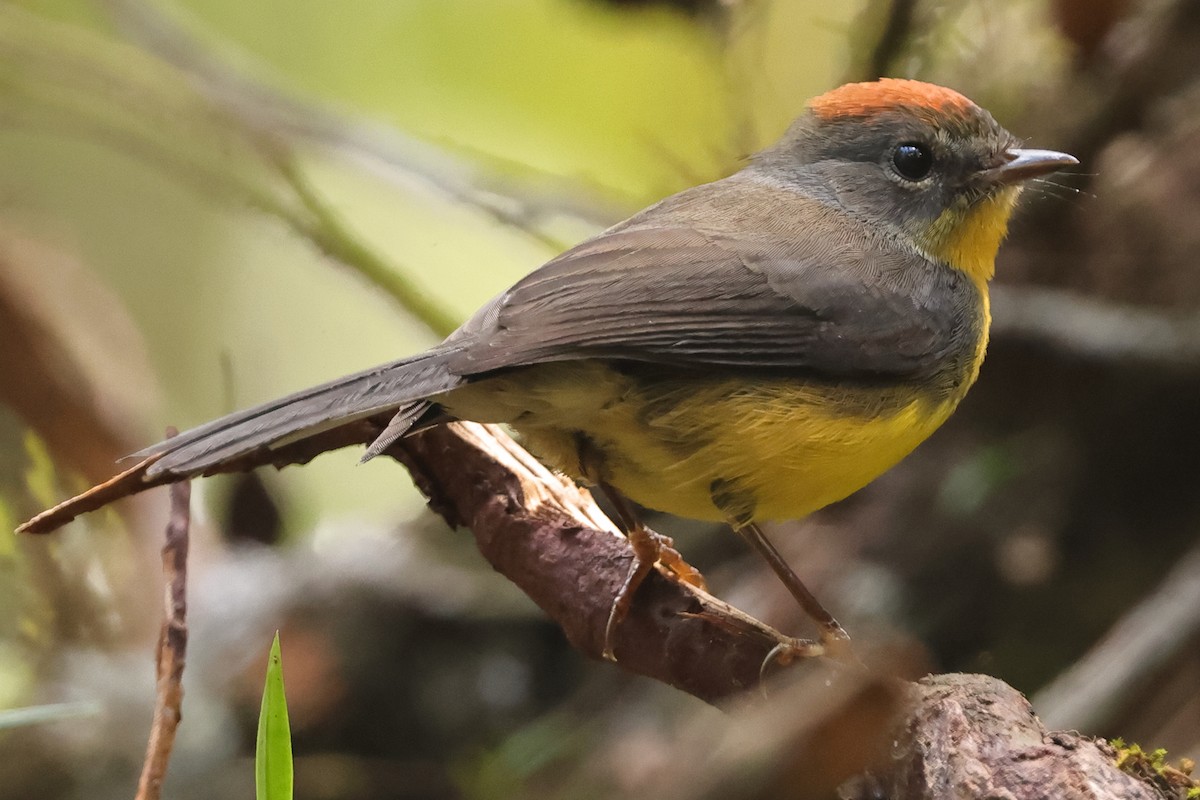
[[598, 482, 706, 661], [601, 483, 707, 590], [732, 520, 855, 665]]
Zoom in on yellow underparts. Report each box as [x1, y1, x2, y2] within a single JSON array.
[[438, 362, 974, 523]]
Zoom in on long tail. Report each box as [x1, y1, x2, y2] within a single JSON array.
[[136, 348, 464, 478]]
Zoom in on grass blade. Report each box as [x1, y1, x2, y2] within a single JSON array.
[[255, 632, 293, 800]]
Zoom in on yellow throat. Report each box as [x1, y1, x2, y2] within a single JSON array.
[[920, 186, 1021, 286]]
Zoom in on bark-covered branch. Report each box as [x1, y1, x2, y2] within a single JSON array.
[[843, 674, 1179, 800], [19, 420, 1191, 796], [19, 418, 805, 700], [134, 475, 191, 800], [391, 422, 805, 702]]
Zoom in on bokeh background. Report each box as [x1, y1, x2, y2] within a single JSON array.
[[1, 0, 1198, 797]]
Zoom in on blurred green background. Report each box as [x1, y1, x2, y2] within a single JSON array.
[[2, 0, 1199, 798]]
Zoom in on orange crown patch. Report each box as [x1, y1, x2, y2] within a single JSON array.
[[808, 78, 976, 121]]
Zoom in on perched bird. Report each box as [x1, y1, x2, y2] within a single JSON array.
[[24, 79, 1076, 660]]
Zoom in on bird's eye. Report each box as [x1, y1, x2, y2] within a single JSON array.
[[892, 142, 933, 181]]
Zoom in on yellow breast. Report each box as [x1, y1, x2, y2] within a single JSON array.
[[441, 352, 987, 524], [582, 378, 964, 522]]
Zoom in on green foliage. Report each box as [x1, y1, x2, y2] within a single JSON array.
[[0, 433, 63, 708], [936, 443, 1020, 517], [21, 433, 61, 514], [456, 711, 592, 800], [1111, 738, 1199, 799], [256, 632, 294, 800]]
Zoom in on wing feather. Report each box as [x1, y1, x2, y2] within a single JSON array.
[[451, 224, 975, 383]]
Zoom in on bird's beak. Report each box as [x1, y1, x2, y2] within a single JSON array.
[[985, 148, 1079, 184]]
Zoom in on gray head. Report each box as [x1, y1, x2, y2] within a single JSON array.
[[751, 78, 1077, 283]]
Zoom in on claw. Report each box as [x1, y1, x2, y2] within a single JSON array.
[[603, 542, 656, 661], [756, 628, 863, 694], [758, 637, 827, 691]]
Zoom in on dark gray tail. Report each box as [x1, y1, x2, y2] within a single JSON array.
[[136, 348, 464, 478]]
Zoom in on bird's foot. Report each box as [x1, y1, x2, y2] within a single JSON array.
[[758, 624, 861, 685], [758, 623, 864, 686], [602, 524, 706, 661]]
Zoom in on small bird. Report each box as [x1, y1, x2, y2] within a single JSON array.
[[25, 79, 1076, 660]]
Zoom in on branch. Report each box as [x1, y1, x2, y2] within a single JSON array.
[[19, 418, 801, 699], [843, 674, 1177, 800], [18, 421, 1194, 796], [991, 284, 1200, 369], [391, 422, 806, 702], [96, 0, 623, 241], [1033, 539, 1200, 733], [134, 471, 191, 800], [863, 0, 918, 81], [268, 154, 460, 337], [17, 416, 385, 535]]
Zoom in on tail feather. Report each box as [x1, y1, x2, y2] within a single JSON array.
[[138, 349, 463, 478], [359, 401, 434, 462]]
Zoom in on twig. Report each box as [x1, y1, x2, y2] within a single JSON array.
[[17, 417, 385, 535], [1032, 540, 1200, 733], [991, 284, 1200, 369], [269, 154, 460, 337], [1, 5, 457, 338], [0, 701, 102, 729], [134, 455, 191, 800], [864, 0, 918, 80], [96, 0, 621, 238]]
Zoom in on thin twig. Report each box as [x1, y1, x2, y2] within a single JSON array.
[[97, 0, 621, 237], [134, 447, 191, 800], [1, 5, 458, 339], [1033, 540, 1200, 733], [991, 284, 1200, 369], [269, 154, 460, 337], [864, 0, 918, 80]]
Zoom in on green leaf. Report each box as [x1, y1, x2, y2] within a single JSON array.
[[255, 632, 293, 800]]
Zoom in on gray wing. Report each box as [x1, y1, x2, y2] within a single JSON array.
[[449, 225, 977, 383], [143, 216, 981, 475]]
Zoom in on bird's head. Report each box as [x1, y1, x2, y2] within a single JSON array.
[[756, 78, 1077, 286]]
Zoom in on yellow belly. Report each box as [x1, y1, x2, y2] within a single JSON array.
[[438, 361, 968, 523]]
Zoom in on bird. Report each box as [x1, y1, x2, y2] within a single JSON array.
[[24, 78, 1077, 661]]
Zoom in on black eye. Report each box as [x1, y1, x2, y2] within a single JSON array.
[[892, 142, 933, 181]]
